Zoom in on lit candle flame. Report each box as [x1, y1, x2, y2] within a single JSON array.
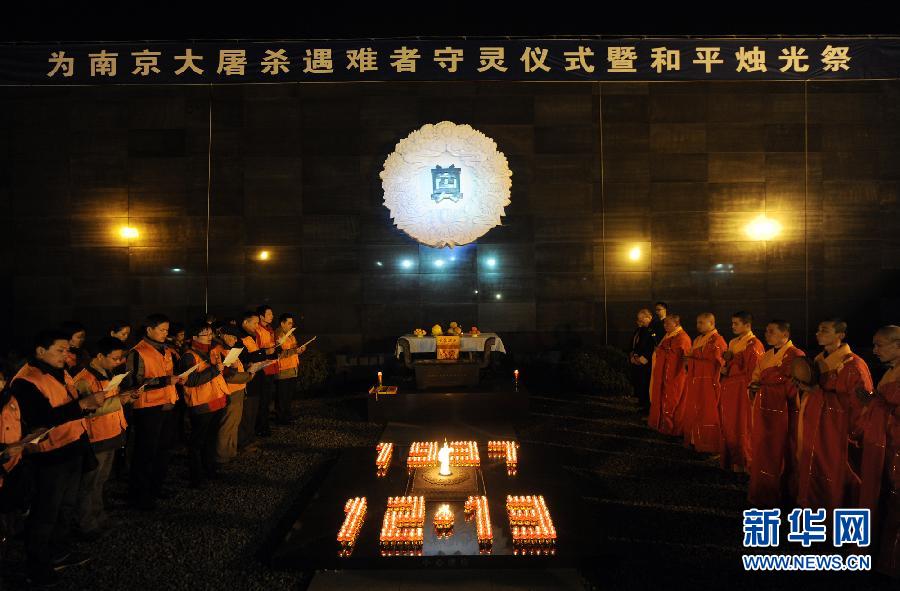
[[438, 440, 453, 476]]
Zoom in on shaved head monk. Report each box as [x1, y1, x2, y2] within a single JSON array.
[[648, 314, 692, 435], [747, 320, 805, 507], [858, 325, 900, 578], [718, 311, 764, 472], [682, 313, 727, 453], [795, 318, 873, 511]]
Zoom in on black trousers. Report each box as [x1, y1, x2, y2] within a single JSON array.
[[188, 408, 224, 484], [254, 374, 275, 435], [26, 453, 82, 574], [238, 375, 261, 448], [129, 406, 175, 502], [275, 377, 296, 422], [631, 363, 652, 411]]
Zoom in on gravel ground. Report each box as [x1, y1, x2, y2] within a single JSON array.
[[3, 390, 896, 590], [1, 396, 382, 591]]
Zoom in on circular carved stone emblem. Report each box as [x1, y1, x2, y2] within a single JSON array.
[[380, 121, 513, 248]]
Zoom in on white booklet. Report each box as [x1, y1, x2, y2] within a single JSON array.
[[248, 360, 276, 374], [277, 327, 296, 346], [103, 372, 129, 392], [222, 347, 243, 367], [178, 363, 201, 380]]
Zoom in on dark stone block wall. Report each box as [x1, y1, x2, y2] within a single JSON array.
[[1, 81, 898, 355]]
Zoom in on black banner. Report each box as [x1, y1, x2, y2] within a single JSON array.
[[1, 38, 898, 85]]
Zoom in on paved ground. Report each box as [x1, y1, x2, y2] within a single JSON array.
[[1, 391, 895, 590]]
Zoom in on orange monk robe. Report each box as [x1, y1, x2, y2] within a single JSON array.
[[796, 344, 872, 511], [858, 364, 900, 578], [648, 327, 692, 435], [718, 331, 764, 472], [683, 330, 727, 453], [748, 341, 805, 508]]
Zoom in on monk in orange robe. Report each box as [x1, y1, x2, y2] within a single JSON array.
[[858, 325, 900, 578], [648, 315, 691, 435], [683, 313, 727, 453], [718, 311, 764, 472], [795, 319, 873, 511], [747, 320, 805, 508]]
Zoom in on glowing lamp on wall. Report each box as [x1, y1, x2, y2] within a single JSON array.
[[119, 226, 139, 240], [745, 215, 782, 241], [380, 122, 513, 248]]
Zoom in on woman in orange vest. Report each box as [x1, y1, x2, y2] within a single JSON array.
[[60, 321, 89, 375], [108, 321, 131, 345], [212, 325, 255, 464], [124, 314, 183, 511], [73, 336, 136, 539], [9, 329, 104, 586], [180, 323, 230, 488], [274, 313, 307, 425]]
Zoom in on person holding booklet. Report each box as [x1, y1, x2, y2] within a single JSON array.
[[179, 323, 230, 488], [254, 305, 279, 438], [273, 313, 307, 425], [212, 324, 255, 464], [236, 310, 277, 449], [9, 329, 106, 585], [72, 337, 138, 539], [124, 314, 184, 511]]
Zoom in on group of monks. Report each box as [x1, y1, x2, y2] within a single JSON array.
[[646, 311, 899, 577]]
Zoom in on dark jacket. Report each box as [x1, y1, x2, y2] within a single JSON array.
[[9, 358, 93, 466], [649, 317, 666, 345], [630, 325, 657, 369]]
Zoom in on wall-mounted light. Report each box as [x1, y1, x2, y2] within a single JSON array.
[[745, 214, 782, 241], [434, 259, 445, 268], [171, 268, 183, 273], [628, 246, 642, 261], [400, 259, 413, 269], [375, 261, 383, 267], [485, 257, 497, 268], [495, 293, 502, 300], [119, 226, 139, 240], [258, 250, 271, 261]]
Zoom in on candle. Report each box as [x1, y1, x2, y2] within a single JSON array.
[[377, 371, 383, 386], [433, 504, 454, 536], [337, 497, 367, 556], [506, 494, 556, 549], [381, 496, 425, 551], [375, 442, 393, 477], [465, 495, 493, 550]]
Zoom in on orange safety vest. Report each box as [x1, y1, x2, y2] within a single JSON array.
[[13, 364, 87, 454], [213, 345, 246, 394], [181, 349, 230, 408], [241, 334, 259, 353], [73, 367, 128, 444], [132, 340, 178, 409], [257, 324, 279, 375], [0, 395, 22, 479], [278, 333, 299, 372]]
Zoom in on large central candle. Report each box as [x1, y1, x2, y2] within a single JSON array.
[[438, 440, 453, 476]]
